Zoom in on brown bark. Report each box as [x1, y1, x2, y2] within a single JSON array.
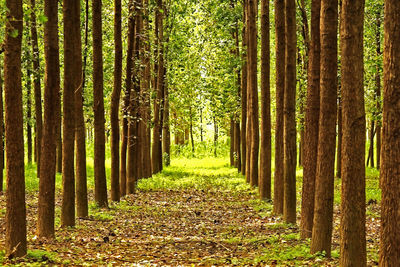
[[310, 0, 338, 256], [247, 0, 259, 188], [241, 0, 248, 176], [4, 0, 26, 257], [230, 118, 235, 166], [61, 0, 78, 227], [367, 121, 375, 167], [0, 58, 3, 192], [380, 0, 400, 264], [152, 0, 164, 174], [93, 0, 108, 207], [162, 72, 171, 166], [37, 0, 60, 238], [120, 0, 135, 196], [75, 0, 87, 218], [30, 0, 42, 176], [273, 0, 285, 215], [283, 0, 297, 224], [340, 0, 366, 265], [300, 0, 320, 238], [56, 124, 62, 173], [26, 59, 33, 164], [259, 0, 271, 200], [110, 0, 122, 201]]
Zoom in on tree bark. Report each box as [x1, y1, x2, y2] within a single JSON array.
[[37, 0, 61, 238], [336, 94, 342, 178], [75, 0, 87, 218], [273, 0, 285, 215], [375, 11, 381, 170], [300, 0, 320, 238], [30, 0, 42, 177], [0, 58, 3, 192], [4, 0, 26, 257], [340, 0, 366, 265], [241, 0, 248, 176], [93, 0, 108, 207], [230, 118, 235, 166], [110, 0, 122, 202], [61, 0, 78, 227], [26, 57, 33, 164], [310, 0, 338, 256], [259, 0, 271, 200], [380, 0, 400, 264], [367, 121, 375, 167]]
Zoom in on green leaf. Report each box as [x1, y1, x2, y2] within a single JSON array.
[[38, 14, 48, 23], [9, 29, 18, 38]]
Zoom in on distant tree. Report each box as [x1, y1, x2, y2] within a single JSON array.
[[311, 0, 338, 256], [4, 0, 27, 257], [273, 0, 285, 215], [37, 0, 61, 239], [301, 0, 320, 238], [259, 0, 271, 200], [340, 0, 366, 265], [93, 0, 108, 207], [380, 0, 400, 264]]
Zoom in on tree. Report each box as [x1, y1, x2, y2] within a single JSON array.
[[61, 0, 78, 227], [375, 10, 382, 170], [75, 0, 88, 218], [110, 0, 122, 202], [4, 0, 27, 257], [247, 0, 259, 188], [241, 0, 247, 176], [273, 0, 285, 215], [380, 0, 400, 264], [301, 0, 320, 238], [310, 0, 338, 256], [340, 0, 366, 265], [0, 56, 3, 192], [37, 0, 61, 239], [283, 0, 297, 224], [93, 0, 108, 207], [30, 0, 42, 176], [259, 0, 271, 200]]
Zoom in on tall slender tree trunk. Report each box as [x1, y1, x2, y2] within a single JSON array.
[[367, 121, 375, 167], [30, 0, 42, 176], [241, 0, 248, 176], [380, 0, 400, 264], [110, 0, 122, 202], [4, 0, 26, 257], [61, 0, 79, 227], [310, 0, 338, 256], [259, 0, 271, 200], [247, 0, 259, 188], [75, 0, 87, 218], [300, 0, 320, 238], [375, 11, 381, 170], [56, 124, 62, 173], [273, 0, 285, 215], [230, 118, 235, 166], [0, 58, 3, 192], [93, 0, 108, 207], [37, 0, 60, 238], [162, 71, 171, 166], [340, 0, 366, 265]]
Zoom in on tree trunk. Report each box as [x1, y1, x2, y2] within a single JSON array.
[[375, 11, 381, 170], [30, 0, 42, 177], [367, 121, 375, 167], [75, 0, 88, 218], [4, 0, 26, 257], [230, 118, 235, 166], [56, 124, 62, 173], [273, 0, 285, 215], [247, 0, 259, 188], [110, 0, 122, 202], [37, 0, 61, 238], [301, 0, 320, 238], [310, 0, 338, 256], [283, 0, 297, 224], [259, 0, 271, 200], [0, 58, 3, 192], [241, 0, 248, 176], [61, 0, 78, 227], [340, 0, 366, 265], [190, 107, 195, 154], [93, 0, 108, 207], [26, 59, 33, 164], [214, 116, 218, 157], [380, 0, 400, 264]]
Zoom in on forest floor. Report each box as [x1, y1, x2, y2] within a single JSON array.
[[0, 157, 381, 266]]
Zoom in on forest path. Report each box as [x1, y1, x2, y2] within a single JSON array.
[[1, 158, 340, 265]]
